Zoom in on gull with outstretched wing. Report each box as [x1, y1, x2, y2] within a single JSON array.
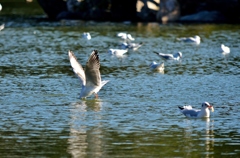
[[68, 50, 109, 99]]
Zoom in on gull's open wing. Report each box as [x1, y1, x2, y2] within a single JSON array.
[[85, 50, 101, 87], [68, 50, 86, 86]]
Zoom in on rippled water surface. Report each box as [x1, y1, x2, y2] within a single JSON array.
[[0, 20, 240, 157]]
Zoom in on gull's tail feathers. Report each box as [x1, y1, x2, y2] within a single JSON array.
[[153, 51, 160, 55]]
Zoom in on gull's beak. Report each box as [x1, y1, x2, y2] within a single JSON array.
[[209, 106, 214, 112]]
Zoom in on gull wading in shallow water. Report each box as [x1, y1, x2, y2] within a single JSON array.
[[68, 50, 109, 99], [178, 102, 214, 118], [154, 51, 182, 61], [221, 44, 230, 54], [177, 35, 201, 45]]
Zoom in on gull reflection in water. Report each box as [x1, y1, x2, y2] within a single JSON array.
[[182, 118, 214, 157], [67, 100, 104, 158], [204, 118, 214, 157]]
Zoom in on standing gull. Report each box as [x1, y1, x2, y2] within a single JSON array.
[[178, 102, 214, 118], [68, 50, 109, 99], [154, 51, 182, 61]]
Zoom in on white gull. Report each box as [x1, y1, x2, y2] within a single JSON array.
[[221, 44, 230, 54], [68, 50, 109, 99], [108, 49, 128, 57], [149, 61, 164, 72], [178, 102, 214, 118], [154, 51, 182, 61], [0, 24, 4, 31], [82, 32, 91, 40], [117, 32, 135, 41], [120, 42, 143, 51], [177, 35, 201, 45]]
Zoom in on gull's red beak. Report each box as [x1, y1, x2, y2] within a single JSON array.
[[208, 105, 214, 112]]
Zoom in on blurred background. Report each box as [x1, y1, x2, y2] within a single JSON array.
[[1, 0, 240, 23]]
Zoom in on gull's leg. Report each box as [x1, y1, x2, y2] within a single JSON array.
[[94, 93, 98, 99]]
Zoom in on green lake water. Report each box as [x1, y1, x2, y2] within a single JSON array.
[[0, 1, 240, 157]]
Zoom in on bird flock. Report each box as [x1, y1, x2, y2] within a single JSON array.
[[0, 3, 231, 119], [70, 32, 230, 118]]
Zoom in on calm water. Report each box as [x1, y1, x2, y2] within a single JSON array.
[[1, 2, 240, 157]]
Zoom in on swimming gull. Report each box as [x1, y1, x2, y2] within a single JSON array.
[[108, 49, 128, 57], [149, 61, 164, 72], [221, 44, 230, 54], [178, 102, 214, 118], [120, 42, 143, 51], [177, 35, 201, 45], [82, 32, 91, 40], [0, 24, 4, 31], [117, 32, 135, 41], [68, 50, 109, 99], [154, 51, 182, 61]]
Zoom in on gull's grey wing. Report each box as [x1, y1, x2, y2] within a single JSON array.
[[178, 106, 185, 110], [158, 53, 173, 60], [85, 50, 101, 87], [154, 51, 172, 60], [68, 50, 86, 86], [179, 37, 196, 43], [156, 63, 164, 69], [177, 37, 188, 42], [182, 109, 200, 117], [183, 38, 194, 43], [151, 64, 158, 69]]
